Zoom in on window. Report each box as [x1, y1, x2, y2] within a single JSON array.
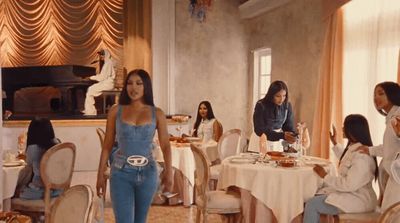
[[253, 48, 272, 106]]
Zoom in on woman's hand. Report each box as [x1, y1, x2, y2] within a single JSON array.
[[313, 164, 327, 178], [356, 145, 370, 155], [96, 171, 106, 197], [161, 168, 173, 192], [391, 116, 400, 137], [329, 125, 337, 145], [284, 132, 297, 144]]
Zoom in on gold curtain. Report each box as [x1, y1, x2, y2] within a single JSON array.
[[398, 49, 400, 84], [0, 0, 123, 73], [310, 9, 344, 159], [123, 0, 152, 77]]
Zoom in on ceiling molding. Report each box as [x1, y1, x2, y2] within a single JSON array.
[[239, 0, 293, 19]]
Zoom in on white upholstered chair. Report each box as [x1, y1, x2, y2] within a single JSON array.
[[49, 184, 93, 223], [190, 144, 241, 223], [12, 142, 76, 223], [209, 129, 242, 188]]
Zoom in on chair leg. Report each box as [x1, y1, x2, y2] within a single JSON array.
[[195, 208, 201, 223], [202, 211, 207, 223]]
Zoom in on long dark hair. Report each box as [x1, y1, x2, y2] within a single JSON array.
[[342, 114, 378, 180], [26, 117, 57, 150], [374, 82, 400, 116], [119, 69, 154, 106], [193, 101, 216, 137], [261, 80, 289, 106]]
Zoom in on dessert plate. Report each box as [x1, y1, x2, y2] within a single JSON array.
[[3, 160, 25, 167], [230, 157, 256, 164]]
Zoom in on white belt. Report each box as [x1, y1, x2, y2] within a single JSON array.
[[126, 155, 149, 167]]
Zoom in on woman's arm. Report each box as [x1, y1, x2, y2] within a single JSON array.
[[331, 144, 345, 160], [323, 154, 375, 192], [212, 120, 223, 142], [282, 102, 296, 133], [156, 107, 173, 192], [96, 104, 117, 196]]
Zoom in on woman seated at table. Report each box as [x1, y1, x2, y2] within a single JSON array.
[[253, 80, 297, 151], [303, 114, 378, 223], [188, 101, 222, 143], [16, 117, 62, 200]]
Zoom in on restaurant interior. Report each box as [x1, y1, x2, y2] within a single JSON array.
[[1, 0, 400, 222]]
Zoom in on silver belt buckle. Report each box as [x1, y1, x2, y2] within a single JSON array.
[[126, 155, 148, 167]]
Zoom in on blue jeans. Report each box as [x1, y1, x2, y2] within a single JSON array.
[[110, 161, 158, 223], [303, 195, 339, 223]]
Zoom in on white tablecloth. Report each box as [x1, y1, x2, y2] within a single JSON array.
[[218, 156, 333, 223], [154, 141, 218, 187], [2, 165, 25, 199]]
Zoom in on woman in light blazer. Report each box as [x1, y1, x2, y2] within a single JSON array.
[[303, 114, 378, 223], [358, 81, 400, 211]]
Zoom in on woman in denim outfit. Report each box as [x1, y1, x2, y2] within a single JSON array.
[[17, 117, 61, 199], [96, 69, 173, 223]]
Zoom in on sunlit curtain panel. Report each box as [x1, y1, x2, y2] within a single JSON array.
[[342, 0, 400, 144], [0, 0, 123, 68]]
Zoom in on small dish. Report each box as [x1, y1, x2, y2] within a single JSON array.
[[3, 160, 25, 167], [185, 137, 202, 142]]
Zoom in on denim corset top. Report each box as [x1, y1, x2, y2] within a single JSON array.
[[115, 105, 156, 157]]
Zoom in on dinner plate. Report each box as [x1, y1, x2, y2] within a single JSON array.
[[303, 157, 330, 166], [185, 137, 202, 142], [229, 157, 256, 164], [3, 160, 25, 167]]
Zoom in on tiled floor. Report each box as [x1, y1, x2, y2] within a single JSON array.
[[72, 171, 223, 223], [104, 205, 223, 223]]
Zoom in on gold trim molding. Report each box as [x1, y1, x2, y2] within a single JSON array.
[[3, 119, 107, 128]]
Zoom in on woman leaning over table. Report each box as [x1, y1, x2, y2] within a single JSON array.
[[253, 80, 297, 150], [303, 114, 378, 222], [96, 69, 173, 223], [357, 81, 400, 211], [192, 100, 223, 142]]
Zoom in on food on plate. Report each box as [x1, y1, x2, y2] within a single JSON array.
[[285, 146, 298, 153], [277, 159, 296, 167]]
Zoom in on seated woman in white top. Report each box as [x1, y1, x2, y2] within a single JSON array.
[[192, 101, 222, 143], [303, 114, 378, 223]]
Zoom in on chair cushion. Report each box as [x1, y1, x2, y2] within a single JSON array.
[[338, 212, 380, 222], [210, 164, 222, 180], [196, 191, 241, 214], [11, 197, 57, 212]]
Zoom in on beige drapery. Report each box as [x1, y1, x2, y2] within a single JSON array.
[[398, 50, 400, 83], [123, 0, 152, 77], [0, 0, 123, 68], [310, 9, 344, 159]]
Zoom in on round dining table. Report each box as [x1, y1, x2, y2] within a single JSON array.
[[2, 163, 25, 211], [154, 141, 218, 206], [217, 155, 334, 223]]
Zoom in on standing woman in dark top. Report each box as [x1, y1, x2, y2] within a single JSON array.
[[253, 80, 297, 147]]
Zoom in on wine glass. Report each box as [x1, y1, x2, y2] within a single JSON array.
[[17, 132, 27, 160]]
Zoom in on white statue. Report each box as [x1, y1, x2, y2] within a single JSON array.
[[82, 49, 115, 116]]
